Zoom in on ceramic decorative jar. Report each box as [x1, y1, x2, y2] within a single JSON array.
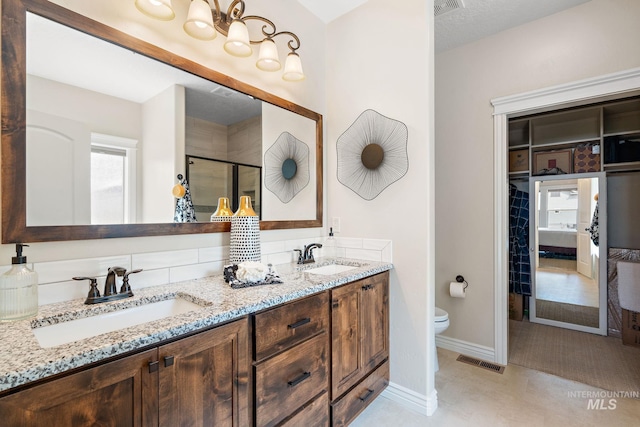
[[230, 196, 261, 263]]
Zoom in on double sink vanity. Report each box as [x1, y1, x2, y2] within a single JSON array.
[[0, 0, 389, 425], [0, 259, 391, 426]]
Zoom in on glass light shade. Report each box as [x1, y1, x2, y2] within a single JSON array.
[[135, 0, 175, 21], [184, 0, 216, 40], [256, 39, 281, 72], [282, 52, 305, 81], [224, 20, 252, 57]]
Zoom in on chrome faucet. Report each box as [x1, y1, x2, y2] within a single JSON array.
[[74, 267, 142, 305], [296, 243, 323, 264]]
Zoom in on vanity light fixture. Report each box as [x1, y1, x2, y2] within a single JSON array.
[[134, 0, 305, 81]]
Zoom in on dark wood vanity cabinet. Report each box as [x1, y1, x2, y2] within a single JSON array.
[[0, 348, 158, 427], [0, 271, 390, 427], [252, 291, 330, 427], [157, 320, 250, 427], [0, 318, 249, 427], [330, 271, 390, 426]]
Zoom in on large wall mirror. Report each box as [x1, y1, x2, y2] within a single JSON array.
[[528, 173, 607, 335], [1, 0, 323, 243]]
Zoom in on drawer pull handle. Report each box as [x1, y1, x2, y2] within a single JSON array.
[[288, 317, 311, 329], [287, 371, 311, 387], [362, 284, 373, 291], [358, 388, 375, 402], [164, 356, 175, 367], [148, 361, 159, 373]]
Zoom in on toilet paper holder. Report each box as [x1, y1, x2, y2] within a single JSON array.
[[455, 275, 469, 291]]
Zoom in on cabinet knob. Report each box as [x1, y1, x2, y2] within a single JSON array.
[[148, 360, 159, 373], [164, 356, 175, 367], [331, 300, 339, 309], [362, 284, 373, 291]]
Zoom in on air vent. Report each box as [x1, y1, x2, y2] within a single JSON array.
[[434, 0, 465, 17], [456, 355, 505, 374], [209, 85, 237, 97]]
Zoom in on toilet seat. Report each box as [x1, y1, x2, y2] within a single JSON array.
[[435, 307, 448, 322]]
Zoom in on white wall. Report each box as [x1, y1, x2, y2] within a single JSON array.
[[435, 0, 640, 350], [26, 74, 142, 139], [0, 0, 325, 263], [26, 75, 142, 225], [327, 0, 435, 407], [141, 85, 184, 223]]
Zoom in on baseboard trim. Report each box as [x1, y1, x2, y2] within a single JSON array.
[[435, 335, 496, 362], [381, 381, 437, 416]]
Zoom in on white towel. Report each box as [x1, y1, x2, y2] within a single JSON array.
[[617, 261, 640, 312]]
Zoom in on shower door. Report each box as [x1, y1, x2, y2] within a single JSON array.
[[529, 173, 607, 335]]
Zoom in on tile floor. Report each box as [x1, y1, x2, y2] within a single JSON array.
[[350, 348, 640, 426], [536, 267, 598, 307]]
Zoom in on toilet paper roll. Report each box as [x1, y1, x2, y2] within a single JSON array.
[[450, 281, 466, 298]]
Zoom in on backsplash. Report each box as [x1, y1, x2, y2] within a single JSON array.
[[0, 237, 392, 306]]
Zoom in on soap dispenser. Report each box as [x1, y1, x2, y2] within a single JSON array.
[[324, 227, 337, 261], [0, 243, 38, 321]]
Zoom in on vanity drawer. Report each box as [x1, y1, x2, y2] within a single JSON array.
[[280, 391, 329, 427], [255, 332, 329, 427], [253, 291, 329, 361], [331, 360, 389, 427]]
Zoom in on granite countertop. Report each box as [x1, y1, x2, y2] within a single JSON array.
[[0, 258, 392, 393]]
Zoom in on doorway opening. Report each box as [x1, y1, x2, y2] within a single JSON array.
[[491, 66, 640, 365]]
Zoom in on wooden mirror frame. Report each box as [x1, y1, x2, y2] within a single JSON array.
[[1, 0, 323, 243]]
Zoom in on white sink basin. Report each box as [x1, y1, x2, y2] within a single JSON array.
[[32, 297, 205, 348], [304, 264, 357, 275]]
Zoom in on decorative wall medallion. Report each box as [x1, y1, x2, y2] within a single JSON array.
[[337, 109, 409, 200], [264, 132, 310, 203]]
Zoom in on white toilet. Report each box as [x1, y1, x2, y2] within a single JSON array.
[[434, 307, 450, 372]]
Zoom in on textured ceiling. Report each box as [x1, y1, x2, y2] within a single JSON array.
[[435, 0, 592, 52], [296, 0, 592, 52]]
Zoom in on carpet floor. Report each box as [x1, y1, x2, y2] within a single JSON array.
[[535, 299, 599, 328], [509, 319, 640, 395]]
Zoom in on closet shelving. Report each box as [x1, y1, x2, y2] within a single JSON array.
[[508, 97, 640, 176]]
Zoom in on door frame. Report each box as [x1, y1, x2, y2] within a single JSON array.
[[528, 173, 607, 335], [491, 67, 640, 365]]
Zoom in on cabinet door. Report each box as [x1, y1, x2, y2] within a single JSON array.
[[0, 349, 158, 427], [331, 280, 362, 400], [360, 271, 389, 372], [331, 272, 389, 400], [158, 318, 249, 427]]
